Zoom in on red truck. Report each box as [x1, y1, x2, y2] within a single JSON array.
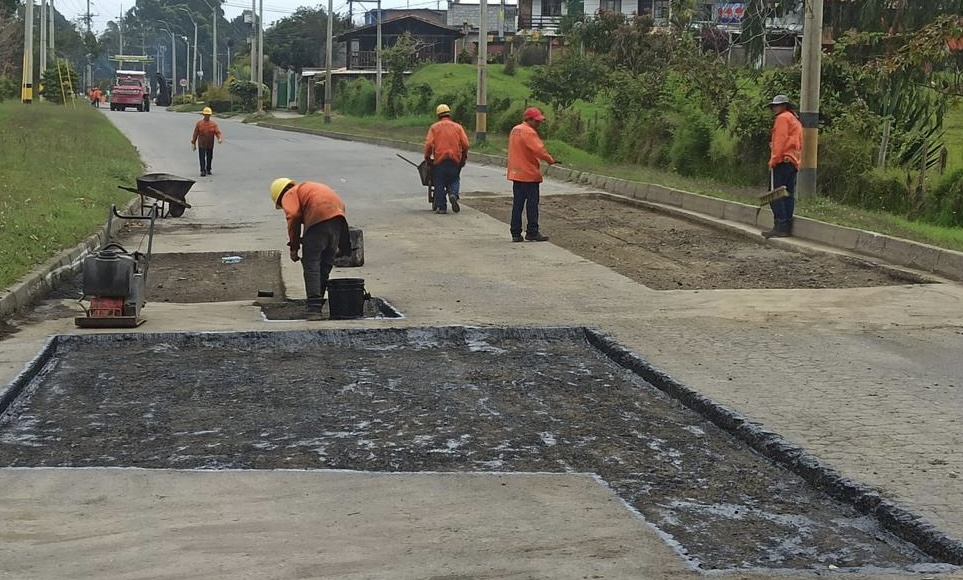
[[109, 70, 151, 112]]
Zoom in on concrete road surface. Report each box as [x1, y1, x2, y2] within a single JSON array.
[[1, 108, 962, 579]]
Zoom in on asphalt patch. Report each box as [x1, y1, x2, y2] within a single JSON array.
[[0, 327, 957, 573]]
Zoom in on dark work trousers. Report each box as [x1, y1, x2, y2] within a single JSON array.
[[198, 147, 214, 174], [301, 217, 344, 305], [511, 181, 541, 237], [431, 159, 460, 211], [770, 161, 797, 228]]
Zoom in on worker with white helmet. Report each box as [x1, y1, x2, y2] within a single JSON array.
[[270, 178, 351, 311]]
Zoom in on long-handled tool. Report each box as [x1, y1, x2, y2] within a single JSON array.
[[396, 153, 434, 206]]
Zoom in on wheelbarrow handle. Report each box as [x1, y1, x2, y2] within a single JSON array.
[[396, 153, 421, 168]]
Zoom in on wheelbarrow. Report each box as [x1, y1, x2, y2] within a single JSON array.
[[396, 153, 434, 208], [118, 173, 195, 218]]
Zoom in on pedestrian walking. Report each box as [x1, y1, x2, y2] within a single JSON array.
[[270, 178, 352, 311], [762, 94, 802, 238], [89, 87, 102, 108], [507, 107, 557, 242], [424, 104, 470, 214], [191, 107, 223, 177]]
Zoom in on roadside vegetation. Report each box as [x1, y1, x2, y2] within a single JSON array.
[[0, 101, 143, 289], [264, 18, 963, 252]]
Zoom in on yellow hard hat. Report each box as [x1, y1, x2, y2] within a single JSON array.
[[201, 107, 213, 115], [435, 104, 451, 116], [270, 178, 295, 208]]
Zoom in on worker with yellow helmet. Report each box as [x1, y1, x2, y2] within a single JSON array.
[[270, 178, 351, 311], [191, 106, 223, 177], [423, 103, 470, 214]]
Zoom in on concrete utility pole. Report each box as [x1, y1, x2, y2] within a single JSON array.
[[324, 0, 333, 122], [475, 0, 488, 142], [797, 0, 824, 199], [49, 0, 55, 65], [40, 0, 47, 75], [375, 0, 382, 115], [86, 0, 92, 91], [257, 0, 264, 113], [22, 0, 34, 103], [250, 0, 257, 83]]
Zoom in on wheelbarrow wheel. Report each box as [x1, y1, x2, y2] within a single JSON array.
[[428, 184, 434, 207], [167, 203, 186, 218]]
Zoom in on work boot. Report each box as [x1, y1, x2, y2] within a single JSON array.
[[525, 232, 549, 242], [512, 235, 524, 242], [435, 207, 447, 214], [449, 195, 460, 213], [762, 222, 791, 239]]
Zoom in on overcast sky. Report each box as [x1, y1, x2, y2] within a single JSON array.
[[62, 0, 456, 33]]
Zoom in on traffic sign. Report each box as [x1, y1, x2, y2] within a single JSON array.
[[179, 79, 188, 87]]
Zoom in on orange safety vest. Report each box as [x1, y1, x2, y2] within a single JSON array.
[[424, 117, 470, 164], [507, 122, 555, 183], [769, 110, 802, 169], [281, 182, 346, 251], [192, 119, 222, 149]]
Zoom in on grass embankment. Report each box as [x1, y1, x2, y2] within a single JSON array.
[[264, 63, 963, 252], [0, 101, 143, 289]]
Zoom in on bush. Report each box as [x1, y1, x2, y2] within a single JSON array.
[[669, 109, 714, 178], [0, 76, 18, 101], [202, 85, 233, 112], [503, 56, 517, 76], [518, 46, 547, 66], [334, 78, 377, 116], [173, 93, 196, 105], [926, 169, 963, 227]]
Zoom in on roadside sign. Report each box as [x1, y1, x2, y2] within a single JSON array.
[[179, 79, 188, 87]]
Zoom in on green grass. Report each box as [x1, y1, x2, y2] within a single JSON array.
[[0, 101, 143, 289], [407, 62, 535, 101]]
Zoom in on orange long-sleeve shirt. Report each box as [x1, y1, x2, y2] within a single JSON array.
[[424, 117, 470, 164], [192, 118, 222, 149], [280, 182, 346, 251], [769, 110, 802, 169], [507, 122, 555, 183]]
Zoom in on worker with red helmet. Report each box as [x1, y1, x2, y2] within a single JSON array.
[[507, 107, 557, 242]]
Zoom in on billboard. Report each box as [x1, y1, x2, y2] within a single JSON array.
[[716, 3, 745, 24]]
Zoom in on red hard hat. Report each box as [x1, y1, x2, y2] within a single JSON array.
[[524, 107, 545, 121]]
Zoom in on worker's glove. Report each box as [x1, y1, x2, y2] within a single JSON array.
[[191, 143, 196, 151], [289, 249, 300, 262], [218, 139, 223, 144]]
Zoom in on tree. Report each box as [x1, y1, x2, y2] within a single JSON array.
[[263, 7, 351, 70], [529, 53, 609, 109], [380, 32, 417, 118]]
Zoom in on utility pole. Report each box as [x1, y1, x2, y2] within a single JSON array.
[[49, 0, 55, 64], [213, 6, 218, 85], [324, 0, 333, 122], [375, 0, 382, 115], [86, 0, 92, 92], [475, 0, 488, 142], [119, 7, 123, 56], [257, 0, 264, 113], [797, 0, 824, 199], [250, 0, 257, 83], [40, 0, 47, 75], [22, 0, 34, 103]]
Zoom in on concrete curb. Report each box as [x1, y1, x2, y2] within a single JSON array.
[[260, 121, 963, 283], [585, 328, 963, 566], [0, 198, 141, 320]]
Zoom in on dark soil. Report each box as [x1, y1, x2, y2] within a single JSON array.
[[465, 194, 930, 290], [48, 250, 284, 303], [0, 328, 941, 572]]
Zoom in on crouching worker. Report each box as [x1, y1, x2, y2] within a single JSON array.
[[270, 178, 351, 311]]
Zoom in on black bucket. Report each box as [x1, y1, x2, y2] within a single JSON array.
[[327, 278, 367, 319]]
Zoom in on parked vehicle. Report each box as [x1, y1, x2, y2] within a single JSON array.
[[109, 70, 151, 112]]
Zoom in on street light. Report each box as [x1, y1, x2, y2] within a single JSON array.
[[180, 35, 191, 95], [176, 7, 198, 94], [199, 0, 219, 86], [158, 22, 177, 93]]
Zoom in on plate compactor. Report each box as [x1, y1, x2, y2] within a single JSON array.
[[74, 204, 158, 329]]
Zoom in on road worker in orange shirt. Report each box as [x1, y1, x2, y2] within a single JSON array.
[[424, 103, 470, 214]]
